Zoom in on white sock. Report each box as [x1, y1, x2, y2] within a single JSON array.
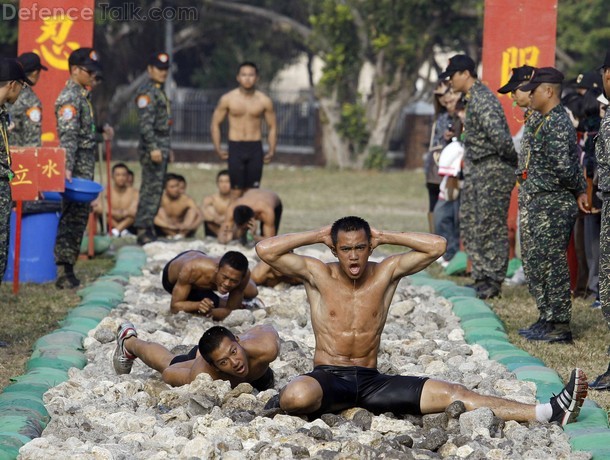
[[535, 402, 553, 422]]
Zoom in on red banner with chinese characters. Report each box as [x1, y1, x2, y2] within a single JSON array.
[[17, 0, 95, 145], [10, 147, 66, 200], [482, 0, 558, 135]]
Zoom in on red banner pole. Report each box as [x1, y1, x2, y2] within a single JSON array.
[[105, 139, 112, 234], [12, 201, 23, 295], [87, 211, 95, 258]]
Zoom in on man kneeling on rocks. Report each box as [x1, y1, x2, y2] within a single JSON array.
[[163, 250, 261, 320], [256, 216, 588, 425], [113, 323, 279, 390]]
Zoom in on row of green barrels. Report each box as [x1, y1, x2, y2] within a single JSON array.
[[0, 246, 146, 459]]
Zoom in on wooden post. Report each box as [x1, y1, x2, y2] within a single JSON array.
[[12, 201, 23, 295]]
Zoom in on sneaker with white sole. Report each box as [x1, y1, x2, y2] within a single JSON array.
[[113, 322, 138, 375], [549, 368, 588, 426]]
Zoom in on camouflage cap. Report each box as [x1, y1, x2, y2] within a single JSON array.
[[148, 52, 170, 70], [497, 65, 536, 94], [519, 67, 564, 92], [68, 48, 102, 72], [439, 55, 476, 80], [570, 70, 602, 90], [18, 52, 48, 73]]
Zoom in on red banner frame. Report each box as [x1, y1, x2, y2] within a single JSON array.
[[482, 0, 558, 136], [17, 0, 95, 145]]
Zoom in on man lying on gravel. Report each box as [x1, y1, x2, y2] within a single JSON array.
[[256, 215, 588, 425], [113, 323, 279, 390], [162, 250, 261, 319]]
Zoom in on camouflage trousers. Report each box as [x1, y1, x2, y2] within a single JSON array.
[[134, 148, 169, 230], [599, 198, 610, 329], [55, 149, 95, 266], [460, 157, 515, 283], [520, 190, 577, 323], [0, 180, 11, 281]]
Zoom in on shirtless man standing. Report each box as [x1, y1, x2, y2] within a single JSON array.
[[92, 163, 139, 237], [201, 169, 232, 237], [163, 250, 259, 320], [113, 323, 279, 390], [218, 188, 282, 244], [154, 174, 203, 239], [210, 62, 277, 200], [255, 216, 588, 425]]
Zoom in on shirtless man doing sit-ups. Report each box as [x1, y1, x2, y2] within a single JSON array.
[[255, 216, 588, 425]]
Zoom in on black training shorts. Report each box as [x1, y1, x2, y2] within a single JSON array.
[[305, 365, 428, 418]]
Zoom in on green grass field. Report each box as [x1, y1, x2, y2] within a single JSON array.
[[1, 162, 609, 416]]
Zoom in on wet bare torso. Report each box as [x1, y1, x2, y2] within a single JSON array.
[[111, 186, 138, 222], [161, 194, 197, 226], [210, 193, 231, 220], [306, 262, 400, 368], [225, 89, 271, 141]]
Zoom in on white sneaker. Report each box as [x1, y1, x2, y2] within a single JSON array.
[[504, 266, 526, 286], [113, 322, 137, 374], [111, 228, 120, 237], [120, 229, 134, 237]]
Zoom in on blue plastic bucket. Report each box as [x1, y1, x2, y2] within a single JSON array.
[[3, 210, 59, 283]]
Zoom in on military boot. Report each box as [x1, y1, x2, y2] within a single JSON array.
[[476, 280, 502, 300], [137, 227, 157, 246], [55, 264, 81, 289], [526, 322, 573, 344], [589, 363, 610, 391], [518, 318, 548, 338], [464, 279, 486, 290]]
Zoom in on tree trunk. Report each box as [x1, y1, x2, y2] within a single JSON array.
[[366, 86, 409, 149], [361, 60, 412, 164], [317, 95, 352, 169]]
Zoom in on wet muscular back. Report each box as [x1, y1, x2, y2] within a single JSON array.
[[170, 254, 216, 289]]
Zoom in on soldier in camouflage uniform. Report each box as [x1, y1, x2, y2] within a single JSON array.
[[8, 52, 46, 147], [516, 68, 589, 343], [0, 58, 29, 281], [54, 48, 110, 288], [133, 52, 172, 245], [440, 55, 517, 299], [590, 52, 610, 388]]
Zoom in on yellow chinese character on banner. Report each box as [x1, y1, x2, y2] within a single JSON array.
[[41, 159, 59, 179], [12, 165, 33, 186], [35, 16, 80, 70], [500, 46, 540, 92]]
